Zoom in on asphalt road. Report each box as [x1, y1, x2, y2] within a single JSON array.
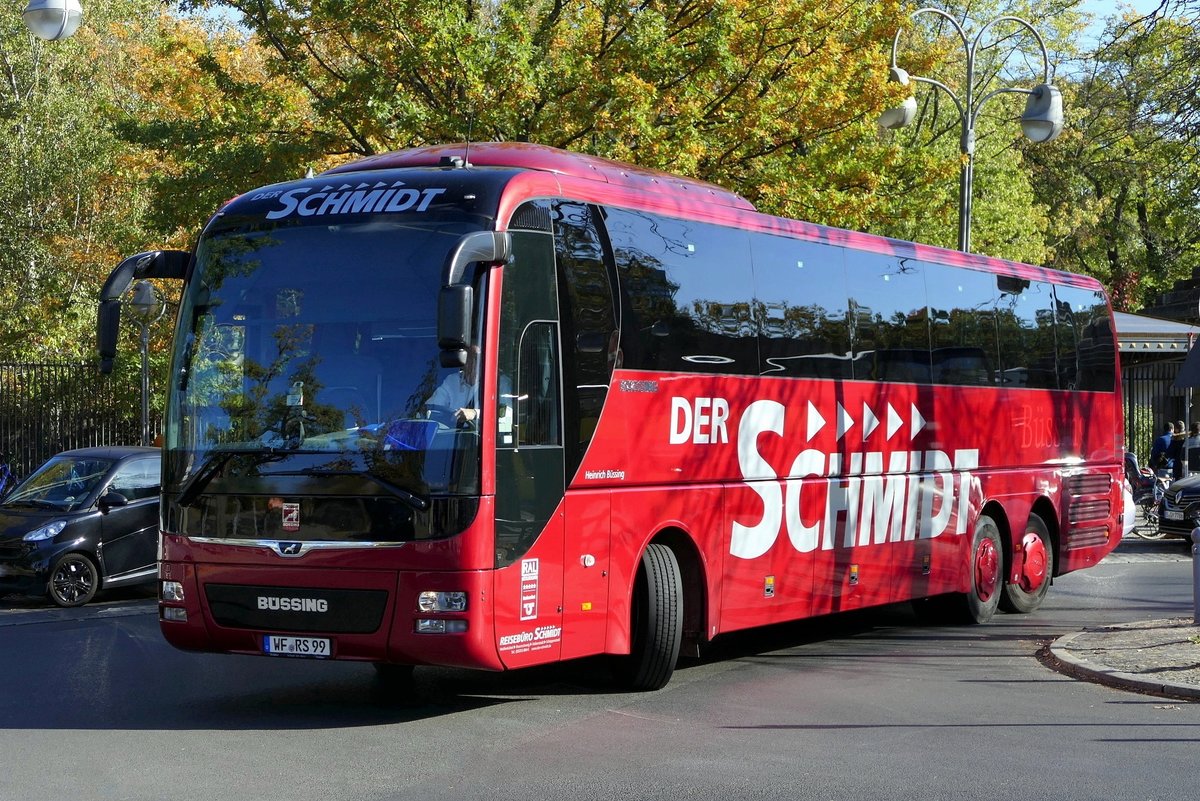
[[1, 535, 1197, 801]]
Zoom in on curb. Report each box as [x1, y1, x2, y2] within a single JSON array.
[[1047, 630, 1200, 702]]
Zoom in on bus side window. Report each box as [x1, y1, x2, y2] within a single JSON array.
[[844, 251, 931, 383], [1053, 285, 1116, 392], [749, 233, 851, 378], [517, 323, 562, 447], [552, 201, 617, 476], [604, 207, 754, 375], [996, 278, 1057, 388], [923, 260, 998, 386]]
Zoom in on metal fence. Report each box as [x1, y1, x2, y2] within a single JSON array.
[[0, 363, 159, 480], [1123, 358, 1185, 466]]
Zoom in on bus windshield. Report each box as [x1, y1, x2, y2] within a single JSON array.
[[165, 212, 489, 511]]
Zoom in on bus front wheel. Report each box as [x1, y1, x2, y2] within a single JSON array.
[[615, 543, 683, 692]]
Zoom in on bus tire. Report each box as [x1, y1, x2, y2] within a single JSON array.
[[615, 543, 683, 691], [1000, 513, 1053, 614], [962, 515, 1003, 624]]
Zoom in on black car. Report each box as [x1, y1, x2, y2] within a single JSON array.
[[0, 446, 161, 606], [1156, 474, 1200, 545]]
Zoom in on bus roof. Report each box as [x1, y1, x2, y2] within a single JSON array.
[[318, 141, 1103, 293], [322, 142, 756, 212]]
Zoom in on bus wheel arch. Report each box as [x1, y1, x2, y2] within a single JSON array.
[[1000, 501, 1056, 614], [613, 536, 689, 691], [651, 528, 707, 659]]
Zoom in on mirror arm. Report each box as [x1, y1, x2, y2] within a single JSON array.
[[440, 231, 511, 287], [97, 250, 190, 375]]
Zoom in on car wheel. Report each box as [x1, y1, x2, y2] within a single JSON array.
[[48, 553, 99, 607]]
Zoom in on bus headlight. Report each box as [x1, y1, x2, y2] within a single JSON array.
[[162, 580, 185, 602], [417, 591, 467, 612]]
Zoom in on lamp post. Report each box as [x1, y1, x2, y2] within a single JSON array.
[[20, 0, 84, 41], [127, 280, 165, 447], [879, 8, 1064, 253]]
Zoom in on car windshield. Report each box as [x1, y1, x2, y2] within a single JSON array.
[[4, 457, 113, 512], [165, 208, 490, 505]]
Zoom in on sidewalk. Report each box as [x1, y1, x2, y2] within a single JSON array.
[[1049, 617, 1200, 700]]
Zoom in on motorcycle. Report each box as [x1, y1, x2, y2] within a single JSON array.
[[1125, 451, 1170, 540]]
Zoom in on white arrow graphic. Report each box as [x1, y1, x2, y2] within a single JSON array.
[[911, 404, 927, 438], [807, 401, 826, 441], [836, 403, 854, 440], [862, 403, 879, 440], [886, 403, 903, 439]]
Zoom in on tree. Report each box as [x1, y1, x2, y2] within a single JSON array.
[[870, 0, 1093, 262], [1024, 4, 1200, 310], [166, 0, 920, 230], [0, 1, 172, 360]]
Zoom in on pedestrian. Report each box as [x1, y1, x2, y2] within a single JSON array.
[[1169, 420, 1188, 480], [1151, 421, 1175, 473]]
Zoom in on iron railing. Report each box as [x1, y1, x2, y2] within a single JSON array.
[[0, 363, 159, 480]]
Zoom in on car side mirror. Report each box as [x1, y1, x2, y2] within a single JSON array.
[[98, 489, 129, 512]]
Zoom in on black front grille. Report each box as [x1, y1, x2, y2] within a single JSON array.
[[205, 584, 388, 634]]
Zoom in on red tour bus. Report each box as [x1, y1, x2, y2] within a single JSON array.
[[97, 143, 1125, 690]]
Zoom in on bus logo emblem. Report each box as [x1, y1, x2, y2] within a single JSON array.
[[282, 503, 300, 532], [520, 559, 539, 621]]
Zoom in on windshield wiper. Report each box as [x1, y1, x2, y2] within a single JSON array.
[[4, 499, 59, 510], [278, 468, 431, 512], [175, 448, 286, 508]]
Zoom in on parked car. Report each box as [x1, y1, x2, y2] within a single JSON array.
[[0, 446, 161, 606], [1155, 474, 1200, 548]]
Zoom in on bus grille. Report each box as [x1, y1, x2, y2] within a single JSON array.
[[1068, 474, 1111, 496], [1064, 525, 1110, 550], [1068, 499, 1111, 524], [205, 584, 388, 634]]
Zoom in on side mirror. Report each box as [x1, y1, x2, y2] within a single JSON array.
[[438, 285, 473, 367], [436, 231, 511, 367], [97, 249, 190, 375], [98, 489, 130, 512]]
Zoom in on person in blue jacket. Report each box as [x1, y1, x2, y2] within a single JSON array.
[[1151, 421, 1175, 473]]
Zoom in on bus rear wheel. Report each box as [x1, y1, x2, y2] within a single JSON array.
[[614, 543, 683, 692], [1000, 513, 1053, 614], [961, 515, 1002, 624]]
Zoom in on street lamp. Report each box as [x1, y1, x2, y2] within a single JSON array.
[[127, 280, 165, 447], [20, 0, 83, 41], [879, 8, 1064, 253]]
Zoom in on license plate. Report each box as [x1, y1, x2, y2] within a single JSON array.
[[1165, 510, 1185, 521], [263, 635, 331, 657]]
